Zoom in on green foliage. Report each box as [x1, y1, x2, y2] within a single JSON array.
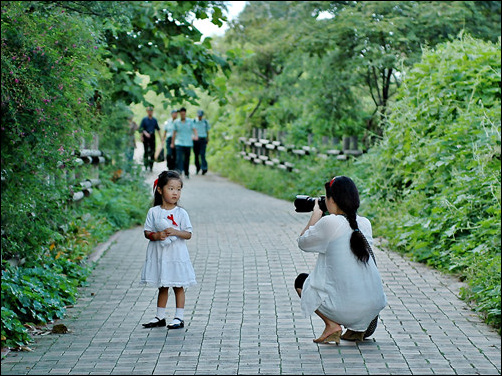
[[1, 252, 90, 348], [1, 0, 107, 261], [101, 1, 231, 106], [305, 1, 501, 135], [77, 165, 151, 231], [1, 307, 31, 349], [216, 1, 501, 144], [1, 167, 150, 350], [358, 34, 501, 330], [219, 1, 367, 140], [2, 259, 84, 323]]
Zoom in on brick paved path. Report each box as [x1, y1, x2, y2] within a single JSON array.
[[2, 163, 500, 375]]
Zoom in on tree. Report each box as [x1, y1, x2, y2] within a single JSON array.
[[303, 1, 502, 137], [25, 1, 232, 107], [223, 2, 301, 122], [220, 1, 364, 140], [102, 1, 231, 107]]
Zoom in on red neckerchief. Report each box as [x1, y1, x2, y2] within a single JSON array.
[[167, 214, 178, 226]]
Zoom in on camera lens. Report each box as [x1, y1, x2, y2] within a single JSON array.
[[294, 195, 327, 213], [294, 195, 314, 212]]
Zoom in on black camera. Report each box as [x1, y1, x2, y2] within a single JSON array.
[[294, 195, 327, 213]]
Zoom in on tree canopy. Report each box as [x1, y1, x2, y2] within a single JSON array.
[[214, 1, 501, 141]]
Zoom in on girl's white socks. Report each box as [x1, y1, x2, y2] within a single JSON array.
[[175, 308, 184, 320], [156, 307, 166, 320]]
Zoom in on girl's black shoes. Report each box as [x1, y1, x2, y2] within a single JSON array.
[[142, 317, 166, 328], [167, 318, 184, 329], [142, 316, 184, 329]]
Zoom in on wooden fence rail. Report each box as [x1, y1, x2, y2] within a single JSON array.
[[238, 128, 364, 173], [70, 136, 107, 202]]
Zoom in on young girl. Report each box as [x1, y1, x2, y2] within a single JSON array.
[[140, 170, 196, 329]]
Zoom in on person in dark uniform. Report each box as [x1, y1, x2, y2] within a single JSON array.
[[139, 106, 161, 172]]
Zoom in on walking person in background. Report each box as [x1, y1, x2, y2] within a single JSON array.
[[171, 107, 198, 179], [295, 175, 387, 344], [162, 109, 178, 171], [193, 110, 210, 175], [139, 106, 161, 172], [140, 170, 197, 330]]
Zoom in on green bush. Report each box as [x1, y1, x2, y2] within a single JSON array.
[[1, 307, 31, 349], [1, 254, 89, 349], [77, 166, 150, 231], [1, 2, 152, 350], [1, 1, 105, 261], [1, 166, 150, 350], [358, 35, 501, 331]]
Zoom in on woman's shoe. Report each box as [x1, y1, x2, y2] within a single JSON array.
[[142, 317, 166, 328], [341, 329, 365, 341], [322, 330, 342, 344], [313, 329, 342, 345]]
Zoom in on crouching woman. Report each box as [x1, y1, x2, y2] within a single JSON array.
[[295, 175, 387, 344]]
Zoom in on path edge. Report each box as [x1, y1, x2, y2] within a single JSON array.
[[87, 230, 123, 263]]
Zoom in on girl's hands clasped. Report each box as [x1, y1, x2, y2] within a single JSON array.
[[163, 227, 180, 237], [146, 229, 174, 241], [158, 227, 192, 240]]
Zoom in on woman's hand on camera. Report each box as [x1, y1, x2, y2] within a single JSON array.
[[311, 200, 323, 224], [313, 199, 323, 216], [300, 199, 323, 236]]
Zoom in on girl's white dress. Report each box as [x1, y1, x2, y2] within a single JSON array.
[[297, 214, 387, 332], [140, 205, 197, 288]]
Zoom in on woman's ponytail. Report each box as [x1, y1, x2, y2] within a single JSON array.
[[325, 176, 371, 264], [346, 213, 370, 264]]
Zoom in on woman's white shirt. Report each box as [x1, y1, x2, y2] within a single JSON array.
[[297, 214, 387, 331]]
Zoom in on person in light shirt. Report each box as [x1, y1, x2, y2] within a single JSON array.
[[295, 175, 387, 344], [170, 107, 198, 179], [162, 109, 178, 171]]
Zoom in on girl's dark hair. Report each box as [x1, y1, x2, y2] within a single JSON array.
[[153, 170, 183, 206], [325, 176, 371, 264]]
